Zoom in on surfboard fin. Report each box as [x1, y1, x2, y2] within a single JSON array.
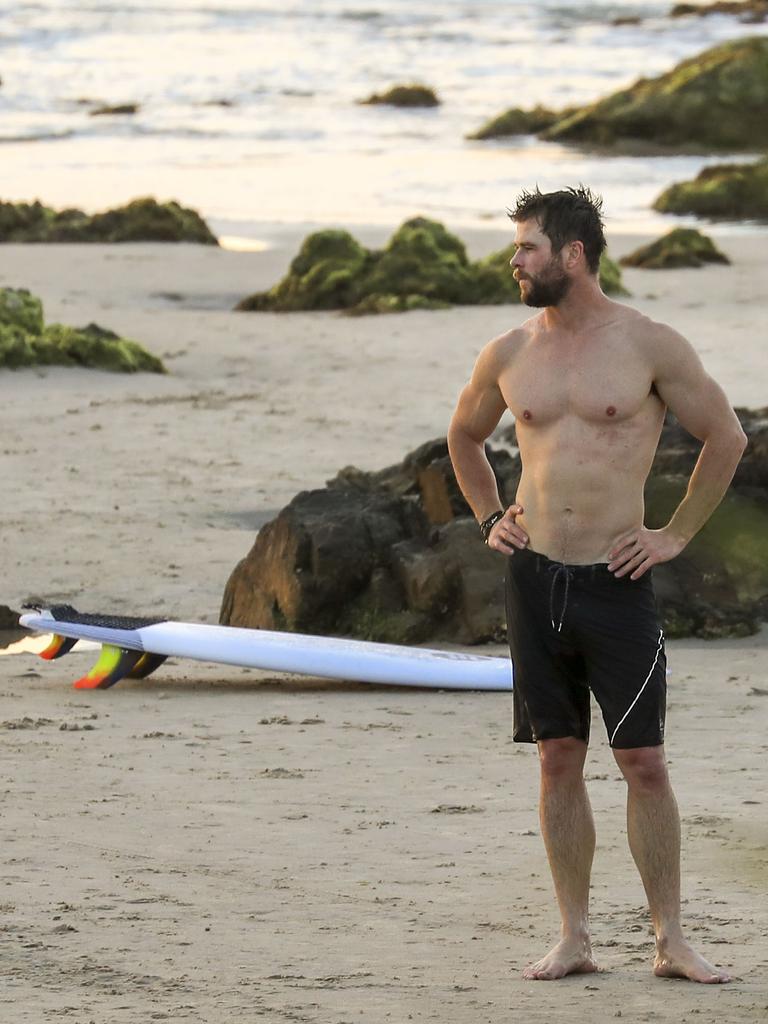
[[39, 634, 79, 661], [73, 645, 145, 690], [127, 652, 168, 679]]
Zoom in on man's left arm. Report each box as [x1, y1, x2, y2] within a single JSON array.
[[609, 324, 748, 580]]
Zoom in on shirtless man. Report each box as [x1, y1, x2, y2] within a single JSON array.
[[447, 187, 746, 984]]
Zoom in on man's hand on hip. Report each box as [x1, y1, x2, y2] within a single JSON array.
[[608, 526, 687, 580], [488, 504, 530, 554]]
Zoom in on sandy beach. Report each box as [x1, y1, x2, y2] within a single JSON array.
[[1, 227, 767, 1022]]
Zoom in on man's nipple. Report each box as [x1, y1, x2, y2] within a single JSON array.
[[522, 409, 532, 421], [606, 405, 616, 417]]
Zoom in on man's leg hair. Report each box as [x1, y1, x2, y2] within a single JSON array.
[[614, 745, 731, 983], [523, 736, 598, 980]]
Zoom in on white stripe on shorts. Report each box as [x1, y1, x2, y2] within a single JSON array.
[[609, 628, 664, 747]]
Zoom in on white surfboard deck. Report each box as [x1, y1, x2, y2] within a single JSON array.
[[20, 609, 513, 691]]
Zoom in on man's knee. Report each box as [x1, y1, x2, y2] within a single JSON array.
[[613, 745, 669, 792], [538, 736, 588, 782]]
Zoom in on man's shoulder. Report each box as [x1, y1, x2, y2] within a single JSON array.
[[485, 317, 539, 359], [613, 305, 685, 350]]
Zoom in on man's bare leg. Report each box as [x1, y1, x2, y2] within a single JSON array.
[[613, 746, 731, 983], [524, 737, 598, 980]]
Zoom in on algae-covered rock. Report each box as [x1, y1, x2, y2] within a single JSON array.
[[236, 218, 629, 313], [597, 252, 629, 295], [89, 103, 140, 116], [620, 227, 730, 269], [670, 0, 768, 22], [237, 218, 478, 313], [543, 37, 768, 151], [653, 158, 768, 220], [467, 105, 560, 141], [42, 323, 166, 373], [0, 287, 44, 334], [345, 294, 451, 315], [361, 217, 476, 305], [360, 84, 440, 107], [236, 230, 370, 311], [646, 476, 768, 637], [74, 197, 218, 244], [0, 197, 218, 244], [0, 288, 165, 372]]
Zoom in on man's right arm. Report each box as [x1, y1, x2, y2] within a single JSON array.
[[447, 337, 528, 553]]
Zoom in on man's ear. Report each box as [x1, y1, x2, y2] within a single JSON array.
[[565, 239, 584, 268]]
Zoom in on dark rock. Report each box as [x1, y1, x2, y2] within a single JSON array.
[[0, 196, 218, 244], [89, 103, 140, 116], [222, 412, 768, 643], [620, 228, 730, 269], [359, 84, 440, 107], [235, 218, 628, 314], [467, 105, 561, 141], [543, 37, 768, 152], [0, 605, 20, 629], [611, 15, 643, 25], [0, 287, 165, 373], [653, 158, 768, 220], [670, 0, 768, 22], [220, 437, 518, 643]]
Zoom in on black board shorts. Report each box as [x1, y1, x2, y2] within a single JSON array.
[[506, 547, 666, 749]]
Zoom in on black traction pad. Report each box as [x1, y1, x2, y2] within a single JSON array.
[[48, 604, 168, 631]]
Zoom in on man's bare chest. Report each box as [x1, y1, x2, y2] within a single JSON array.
[[498, 340, 655, 428]]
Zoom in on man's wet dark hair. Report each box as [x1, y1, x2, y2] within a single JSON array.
[[508, 185, 606, 274]]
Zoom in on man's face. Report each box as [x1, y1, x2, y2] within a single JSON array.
[[510, 219, 571, 308]]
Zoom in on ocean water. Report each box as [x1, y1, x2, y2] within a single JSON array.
[[1, 0, 766, 237]]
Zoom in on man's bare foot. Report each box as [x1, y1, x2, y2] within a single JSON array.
[[523, 937, 598, 981], [654, 936, 732, 984]]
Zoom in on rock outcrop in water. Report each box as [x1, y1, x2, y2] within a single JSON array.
[[221, 410, 768, 643], [0, 197, 218, 244], [235, 218, 627, 314], [359, 84, 440, 107], [620, 228, 730, 269], [89, 103, 140, 116], [670, 0, 768, 22], [653, 158, 768, 220], [467, 105, 561, 141], [0, 287, 166, 372], [471, 38, 768, 153], [541, 37, 768, 151]]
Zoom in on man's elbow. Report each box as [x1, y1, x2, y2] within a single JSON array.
[[732, 425, 749, 454]]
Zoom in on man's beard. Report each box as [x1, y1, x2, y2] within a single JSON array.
[[518, 257, 571, 307]]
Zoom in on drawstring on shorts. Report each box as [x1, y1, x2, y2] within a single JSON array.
[[548, 562, 574, 633]]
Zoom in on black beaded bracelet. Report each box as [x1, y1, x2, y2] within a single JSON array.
[[479, 510, 505, 544]]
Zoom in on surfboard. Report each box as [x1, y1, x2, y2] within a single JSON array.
[[19, 605, 513, 692]]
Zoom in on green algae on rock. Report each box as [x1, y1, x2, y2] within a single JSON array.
[[89, 103, 140, 116], [0, 287, 44, 334], [653, 158, 768, 220], [467, 105, 560, 140], [0, 196, 218, 244], [359, 83, 440, 107], [235, 218, 628, 314], [236, 230, 371, 311], [0, 287, 166, 372], [543, 36, 768, 151], [596, 252, 629, 295], [620, 228, 730, 269], [670, 0, 768, 21]]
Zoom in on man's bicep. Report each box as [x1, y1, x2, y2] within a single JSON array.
[[450, 379, 508, 444], [653, 331, 738, 442]]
